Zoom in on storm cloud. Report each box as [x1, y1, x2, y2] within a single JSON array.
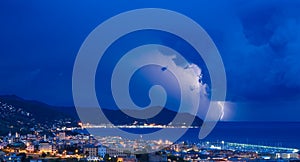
[[0, 0, 300, 109]]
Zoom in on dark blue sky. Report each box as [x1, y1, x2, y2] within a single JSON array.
[[1, 1, 300, 121]]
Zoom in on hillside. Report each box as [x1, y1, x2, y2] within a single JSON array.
[[0, 95, 77, 135], [0, 95, 203, 135]]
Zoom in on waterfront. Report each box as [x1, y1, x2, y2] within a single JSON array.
[[85, 122, 300, 149], [1, 129, 299, 161]]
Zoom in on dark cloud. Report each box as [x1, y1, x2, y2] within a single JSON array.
[[0, 0, 300, 107], [213, 0, 300, 102]]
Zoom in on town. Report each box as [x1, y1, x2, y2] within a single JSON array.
[[0, 123, 299, 162], [1, 97, 300, 161]]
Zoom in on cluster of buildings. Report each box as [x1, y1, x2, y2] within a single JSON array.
[[0, 126, 299, 162], [0, 126, 172, 161]]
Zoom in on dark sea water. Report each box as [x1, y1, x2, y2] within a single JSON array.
[[181, 122, 300, 149], [86, 122, 300, 149]]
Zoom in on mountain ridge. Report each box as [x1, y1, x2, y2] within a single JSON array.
[[0, 95, 203, 134]]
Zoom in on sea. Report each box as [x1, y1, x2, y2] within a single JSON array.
[[83, 122, 300, 149], [182, 122, 300, 149]]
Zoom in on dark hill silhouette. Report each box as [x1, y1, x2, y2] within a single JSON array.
[[0, 95, 203, 134]]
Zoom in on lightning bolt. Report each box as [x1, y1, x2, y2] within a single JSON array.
[[218, 101, 225, 120]]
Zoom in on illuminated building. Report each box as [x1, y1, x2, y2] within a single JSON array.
[[39, 142, 52, 153], [83, 144, 98, 157]]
